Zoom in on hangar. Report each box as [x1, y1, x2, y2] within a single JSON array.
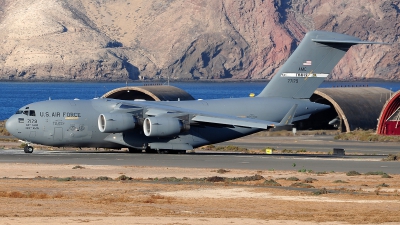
[[377, 90, 400, 135], [102, 85, 195, 101], [298, 87, 391, 132], [102, 85, 391, 133]]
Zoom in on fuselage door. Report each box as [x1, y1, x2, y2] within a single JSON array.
[[54, 127, 63, 141]]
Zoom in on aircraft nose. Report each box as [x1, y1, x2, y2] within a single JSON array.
[[5, 116, 18, 136]]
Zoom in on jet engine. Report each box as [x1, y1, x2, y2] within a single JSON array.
[[98, 113, 137, 133], [143, 117, 188, 137]]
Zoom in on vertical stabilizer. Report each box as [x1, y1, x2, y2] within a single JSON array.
[[258, 31, 388, 99]]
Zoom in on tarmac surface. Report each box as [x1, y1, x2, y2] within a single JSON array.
[[218, 135, 400, 155], [1, 134, 399, 174]]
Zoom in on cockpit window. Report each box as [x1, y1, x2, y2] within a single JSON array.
[[15, 110, 36, 116]]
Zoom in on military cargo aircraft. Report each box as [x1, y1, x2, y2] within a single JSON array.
[[6, 31, 388, 153]]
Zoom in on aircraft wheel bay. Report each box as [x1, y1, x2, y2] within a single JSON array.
[[127, 148, 187, 154]]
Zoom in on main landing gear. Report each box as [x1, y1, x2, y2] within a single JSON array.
[[128, 148, 143, 153], [156, 149, 186, 154], [128, 147, 186, 154]]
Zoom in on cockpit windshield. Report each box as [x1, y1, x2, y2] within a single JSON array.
[[16, 110, 36, 116]]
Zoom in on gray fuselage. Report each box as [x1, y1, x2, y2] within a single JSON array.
[[6, 96, 328, 150]]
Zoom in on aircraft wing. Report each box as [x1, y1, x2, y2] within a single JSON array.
[[126, 100, 298, 129]]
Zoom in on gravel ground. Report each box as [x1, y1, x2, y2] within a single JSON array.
[[0, 162, 400, 224]]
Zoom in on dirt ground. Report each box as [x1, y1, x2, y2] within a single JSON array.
[[0, 162, 400, 225], [1, 135, 400, 224]]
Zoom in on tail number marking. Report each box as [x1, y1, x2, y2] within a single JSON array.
[[288, 79, 298, 83]]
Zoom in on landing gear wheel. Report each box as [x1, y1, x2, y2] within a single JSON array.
[[128, 148, 143, 153], [24, 145, 34, 153], [157, 149, 169, 154]]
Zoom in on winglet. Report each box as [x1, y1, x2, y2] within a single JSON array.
[[277, 104, 298, 127]]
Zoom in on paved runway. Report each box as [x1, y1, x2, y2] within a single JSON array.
[[1, 135, 399, 174], [218, 135, 400, 155], [1, 148, 399, 174]]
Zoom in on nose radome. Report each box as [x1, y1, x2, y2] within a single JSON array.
[[5, 116, 17, 136]]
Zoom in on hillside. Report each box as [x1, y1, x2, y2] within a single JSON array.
[[0, 0, 398, 81]]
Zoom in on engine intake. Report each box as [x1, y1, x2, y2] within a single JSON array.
[[143, 117, 187, 137], [98, 113, 137, 133]]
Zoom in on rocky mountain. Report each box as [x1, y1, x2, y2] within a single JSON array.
[[0, 0, 398, 81]]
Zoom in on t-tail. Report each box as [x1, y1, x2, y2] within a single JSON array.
[[258, 31, 389, 99]]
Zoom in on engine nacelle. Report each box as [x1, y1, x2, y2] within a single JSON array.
[[98, 113, 137, 133], [143, 117, 186, 137]]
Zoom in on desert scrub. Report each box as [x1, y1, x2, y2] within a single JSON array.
[[0, 121, 11, 136], [286, 177, 300, 181], [290, 182, 314, 188], [116, 175, 132, 181], [376, 183, 389, 188], [304, 177, 318, 183], [255, 130, 339, 137], [95, 176, 113, 181], [382, 153, 400, 161], [381, 173, 393, 178], [215, 169, 230, 174], [263, 179, 282, 186], [57, 177, 75, 182], [72, 165, 85, 169], [200, 144, 248, 152], [313, 188, 329, 195], [215, 145, 248, 152], [333, 180, 348, 183], [346, 170, 361, 176], [335, 129, 400, 142], [365, 171, 386, 175]]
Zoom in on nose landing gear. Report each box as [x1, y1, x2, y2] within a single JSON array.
[[23, 145, 34, 153], [19, 140, 34, 153]]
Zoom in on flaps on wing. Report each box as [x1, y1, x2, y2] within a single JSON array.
[[192, 104, 298, 130], [192, 115, 275, 129]]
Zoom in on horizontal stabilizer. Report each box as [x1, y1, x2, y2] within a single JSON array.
[[312, 39, 391, 45]]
